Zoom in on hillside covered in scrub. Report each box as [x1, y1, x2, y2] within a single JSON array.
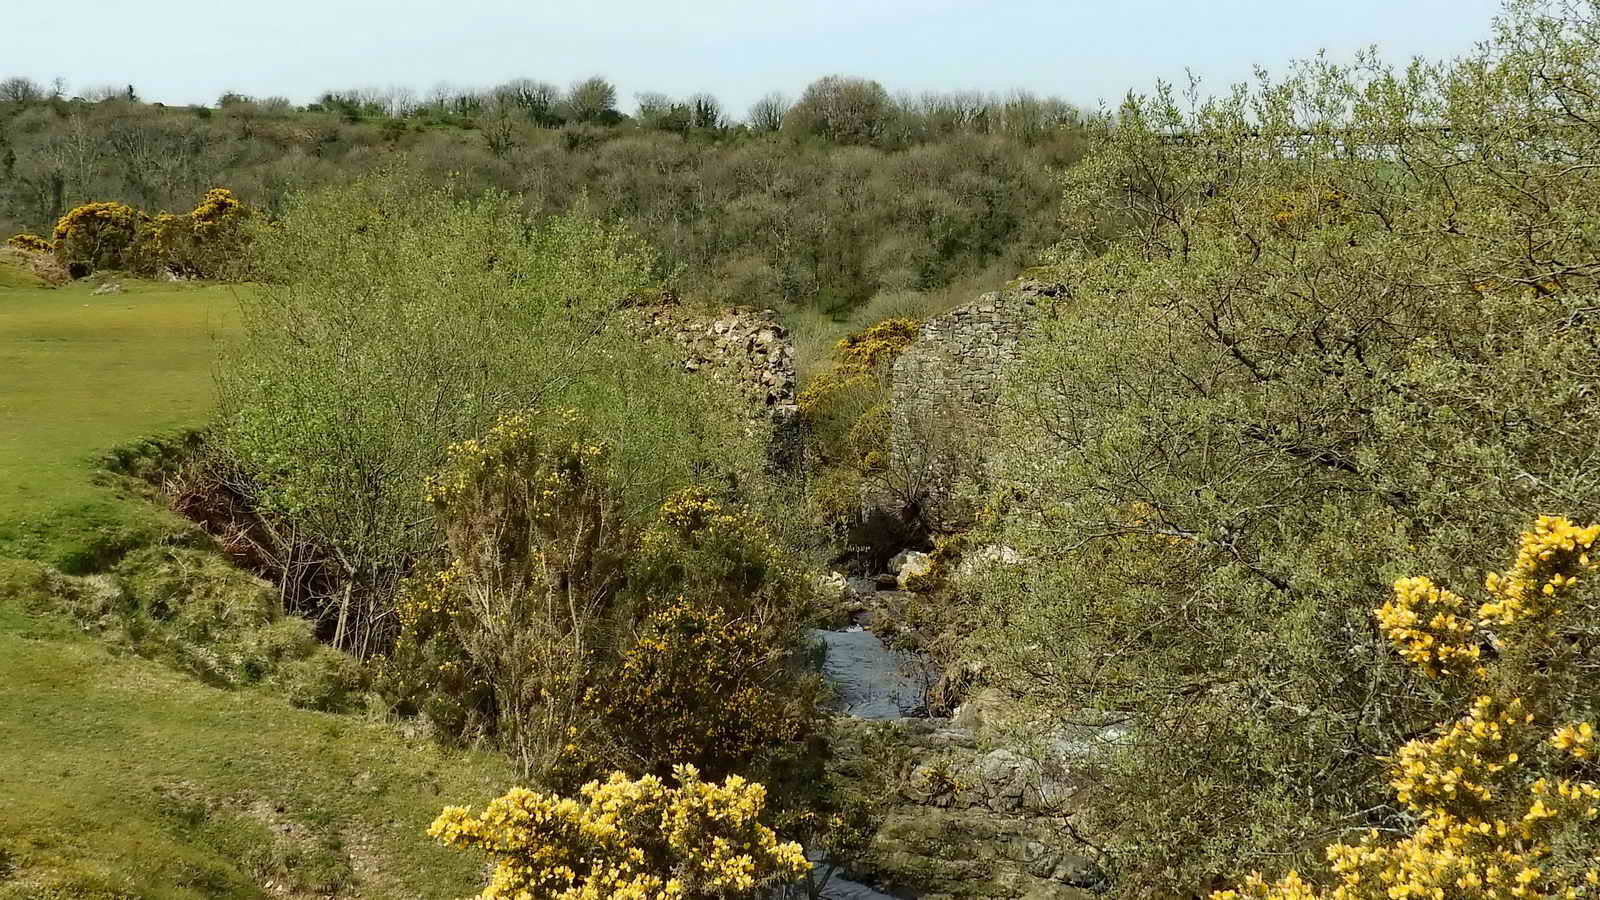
[[3, 1, 1600, 899], [0, 73, 1083, 324]]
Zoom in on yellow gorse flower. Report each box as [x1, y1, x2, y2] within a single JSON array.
[[1214, 517, 1600, 900], [430, 766, 809, 899]]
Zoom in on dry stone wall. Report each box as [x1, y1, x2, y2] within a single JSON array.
[[882, 281, 1060, 519], [630, 303, 803, 468]]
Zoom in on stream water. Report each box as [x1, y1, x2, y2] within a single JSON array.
[[810, 626, 932, 720], [804, 625, 929, 899]]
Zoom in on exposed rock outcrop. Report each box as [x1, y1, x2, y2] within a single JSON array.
[[829, 715, 1113, 900]]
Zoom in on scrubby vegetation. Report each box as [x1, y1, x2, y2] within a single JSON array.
[[7, 2, 1600, 898], [1215, 517, 1600, 899], [0, 74, 1083, 317], [948, 0, 1600, 893]]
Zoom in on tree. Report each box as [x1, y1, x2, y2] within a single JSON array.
[[689, 92, 724, 130], [214, 170, 660, 656], [565, 75, 618, 124], [498, 78, 561, 126], [482, 113, 518, 157], [635, 91, 688, 133], [0, 77, 42, 104], [972, 1, 1600, 891], [747, 92, 789, 132], [786, 75, 892, 145]]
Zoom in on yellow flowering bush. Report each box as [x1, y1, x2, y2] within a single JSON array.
[[6, 233, 51, 253], [795, 318, 919, 423], [603, 600, 806, 779], [43, 189, 251, 278], [190, 187, 246, 230], [132, 212, 187, 275], [388, 412, 816, 790], [384, 408, 631, 779], [632, 486, 812, 628], [130, 188, 252, 278], [1214, 517, 1600, 900], [797, 318, 921, 539], [831, 317, 921, 374], [53, 201, 146, 273], [431, 766, 810, 900]]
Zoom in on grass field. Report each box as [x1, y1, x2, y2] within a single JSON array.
[[0, 563, 516, 898], [0, 268, 516, 898], [0, 277, 239, 570]]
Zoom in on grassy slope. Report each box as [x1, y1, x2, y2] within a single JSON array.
[[0, 278, 236, 570], [0, 587, 515, 899], [0, 268, 514, 898]]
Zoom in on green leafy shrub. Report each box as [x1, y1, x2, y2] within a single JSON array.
[[214, 170, 664, 655]]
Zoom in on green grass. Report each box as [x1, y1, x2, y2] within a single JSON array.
[[0, 268, 518, 897], [0, 564, 516, 899], [0, 276, 239, 570]]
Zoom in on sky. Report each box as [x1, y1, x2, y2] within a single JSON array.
[[4, 1, 1505, 117]]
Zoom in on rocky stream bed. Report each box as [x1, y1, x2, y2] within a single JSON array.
[[807, 609, 1116, 900]]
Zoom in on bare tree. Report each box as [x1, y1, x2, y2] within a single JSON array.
[[747, 92, 789, 132], [0, 76, 43, 104], [483, 114, 519, 158], [81, 84, 124, 103], [565, 75, 617, 124], [634, 91, 674, 124]]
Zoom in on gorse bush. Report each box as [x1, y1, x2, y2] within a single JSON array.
[[40, 188, 250, 278], [1214, 517, 1599, 899], [797, 319, 920, 539], [140, 187, 251, 278], [53, 200, 143, 273], [384, 406, 808, 787], [6, 232, 50, 252], [632, 486, 813, 631], [430, 766, 810, 900], [392, 407, 640, 780], [968, 0, 1600, 892], [607, 601, 805, 778]]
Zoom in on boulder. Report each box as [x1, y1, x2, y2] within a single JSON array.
[[816, 571, 851, 603], [889, 550, 933, 589], [956, 544, 1022, 579]]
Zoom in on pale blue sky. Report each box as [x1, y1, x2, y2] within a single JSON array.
[[4, 1, 1504, 117]]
